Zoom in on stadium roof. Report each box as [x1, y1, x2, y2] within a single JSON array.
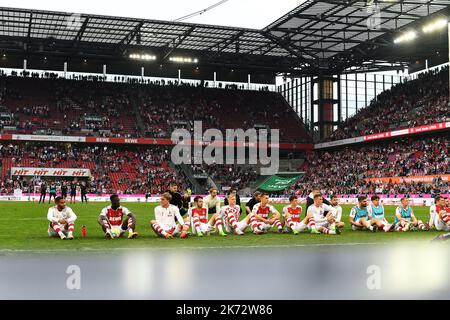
[[0, 0, 449, 74]]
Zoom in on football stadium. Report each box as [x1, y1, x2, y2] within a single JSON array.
[[0, 0, 449, 301]]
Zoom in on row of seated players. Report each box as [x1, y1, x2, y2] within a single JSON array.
[[47, 191, 450, 240]]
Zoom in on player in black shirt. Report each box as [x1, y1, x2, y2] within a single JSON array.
[[80, 182, 88, 203], [61, 182, 68, 199], [167, 182, 186, 216], [306, 187, 331, 210], [70, 182, 77, 204], [245, 191, 261, 215], [39, 182, 47, 204]]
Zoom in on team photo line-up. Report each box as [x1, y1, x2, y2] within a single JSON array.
[[47, 183, 450, 240]]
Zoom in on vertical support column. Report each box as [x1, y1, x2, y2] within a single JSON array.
[[310, 77, 314, 135], [299, 77, 303, 120], [337, 74, 342, 124], [103, 64, 107, 77], [178, 69, 181, 83], [247, 74, 251, 90], [213, 71, 217, 88], [64, 61, 68, 78], [141, 66, 145, 78], [23, 59, 27, 71]]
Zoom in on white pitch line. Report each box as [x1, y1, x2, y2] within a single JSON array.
[[0, 242, 388, 254]]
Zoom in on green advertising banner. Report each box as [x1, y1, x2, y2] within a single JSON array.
[[258, 174, 300, 192]]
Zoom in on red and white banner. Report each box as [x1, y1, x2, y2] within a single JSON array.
[[363, 122, 449, 142], [316, 121, 450, 149], [11, 167, 91, 177], [365, 174, 450, 184], [0, 134, 314, 150]]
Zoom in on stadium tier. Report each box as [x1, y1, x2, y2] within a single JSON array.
[[0, 75, 311, 143], [328, 67, 450, 142]]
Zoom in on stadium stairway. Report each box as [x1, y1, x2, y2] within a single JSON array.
[[132, 93, 146, 135], [170, 162, 206, 194]]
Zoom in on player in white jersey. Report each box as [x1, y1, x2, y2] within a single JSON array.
[[151, 192, 190, 239], [250, 193, 283, 234], [330, 195, 345, 229], [47, 196, 77, 240], [305, 194, 340, 235], [282, 195, 307, 235], [189, 196, 226, 237], [366, 195, 393, 232]]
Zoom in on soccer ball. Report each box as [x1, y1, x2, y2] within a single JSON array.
[[111, 227, 121, 238]]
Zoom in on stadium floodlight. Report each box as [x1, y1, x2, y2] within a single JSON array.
[[129, 53, 157, 61], [423, 18, 448, 33], [393, 31, 417, 44], [169, 56, 198, 64]]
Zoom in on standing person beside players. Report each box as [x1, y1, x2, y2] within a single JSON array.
[[245, 191, 261, 215], [61, 182, 68, 200], [203, 187, 221, 215], [69, 181, 77, 204], [150, 192, 190, 239], [306, 187, 331, 210], [47, 196, 77, 240], [167, 182, 187, 216], [349, 196, 377, 232], [98, 194, 138, 239], [48, 182, 57, 204], [39, 181, 47, 204], [80, 182, 88, 203], [366, 195, 393, 232]]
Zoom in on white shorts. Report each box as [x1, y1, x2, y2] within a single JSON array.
[[316, 221, 331, 229], [232, 220, 248, 233], [193, 222, 212, 235], [156, 224, 181, 236], [289, 221, 308, 232], [48, 225, 70, 237], [435, 216, 450, 232]]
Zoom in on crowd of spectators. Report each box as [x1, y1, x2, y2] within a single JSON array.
[[0, 73, 311, 143], [290, 135, 449, 196], [0, 143, 188, 195], [328, 67, 450, 141]]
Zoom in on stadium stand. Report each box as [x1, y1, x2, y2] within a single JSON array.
[[0, 143, 188, 195], [0, 74, 311, 143], [292, 134, 449, 196], [328, 67, 450, 141]]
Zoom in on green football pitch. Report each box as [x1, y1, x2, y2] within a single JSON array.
[[0, 201, 443, 253]]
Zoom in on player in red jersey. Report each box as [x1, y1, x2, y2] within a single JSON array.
[[250, 193, 283, 234], [282, 195, 306, 235], [189, 196, 226, 237], [98, 194, 138, 239], [434, 197, 450, 232]]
